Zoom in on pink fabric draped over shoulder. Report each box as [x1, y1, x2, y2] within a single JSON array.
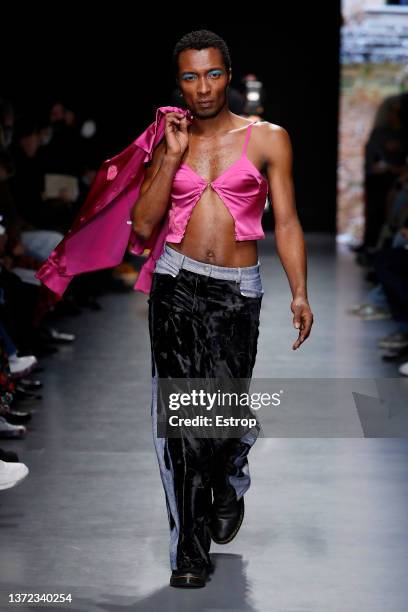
[[34, 106, 193, 299]]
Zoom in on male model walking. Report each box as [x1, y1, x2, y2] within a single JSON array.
[[132, 30, 314, 588]]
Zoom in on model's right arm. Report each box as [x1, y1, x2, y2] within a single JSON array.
[[131, 139, 180, 241], [131, 111, 190, 241]]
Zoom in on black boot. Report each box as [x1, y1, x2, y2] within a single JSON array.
[[209, 441, 249, 544], [170, 565, 209, 588], [210, 476, 245, 544]]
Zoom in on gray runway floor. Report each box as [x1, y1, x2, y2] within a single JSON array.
[[1, 234, 407, 611]]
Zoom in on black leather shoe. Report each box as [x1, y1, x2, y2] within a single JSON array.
[[382, 345, 408, 362], [40, 327, 76, 344], [170, 566, 208, 588], [0, 410, 32, 425], [210, 482, 245, 544], [19, 378, 43, 390], [15, 385, 42, 401], [0, 448, 19, 462]]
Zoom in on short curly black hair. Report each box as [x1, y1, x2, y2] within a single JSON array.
[[173, 29, 231, 79]]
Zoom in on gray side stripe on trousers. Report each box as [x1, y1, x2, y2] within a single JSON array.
[[151, 370, 180, 570]]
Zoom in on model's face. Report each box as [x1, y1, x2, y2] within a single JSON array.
[[177, 47, 231, 119]]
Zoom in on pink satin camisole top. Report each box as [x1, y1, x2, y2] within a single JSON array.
[[166, 121, 268, 242]]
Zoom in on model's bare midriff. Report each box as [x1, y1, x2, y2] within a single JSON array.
[[166, 120, 265, 267]]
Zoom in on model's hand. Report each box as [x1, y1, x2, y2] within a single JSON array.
[[291, 297, 314, 350], [164, 112, 189, 161]]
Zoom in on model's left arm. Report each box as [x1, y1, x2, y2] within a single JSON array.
[[263, 124, 314, 350]]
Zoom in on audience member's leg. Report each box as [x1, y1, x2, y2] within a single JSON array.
[[375, 248, 408, 322]]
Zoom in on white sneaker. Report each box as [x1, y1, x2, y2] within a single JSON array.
[[0, 416, 26, 439], [49, 328, 75, 342], [8, 354, 38, 378], [0, 459, 29, 491], [378, 332, 408, 350], [398, 361, 408, 377]]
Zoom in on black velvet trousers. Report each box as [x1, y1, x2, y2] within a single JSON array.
[[148, 268, 262, 571]]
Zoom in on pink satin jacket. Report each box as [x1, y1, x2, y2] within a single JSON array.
[[35, 106, 193, 299]]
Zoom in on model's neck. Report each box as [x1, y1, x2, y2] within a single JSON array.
[[189, 106, 235, 137]]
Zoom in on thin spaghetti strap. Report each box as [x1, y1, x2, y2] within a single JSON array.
[[242, 122, 257, 157]]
